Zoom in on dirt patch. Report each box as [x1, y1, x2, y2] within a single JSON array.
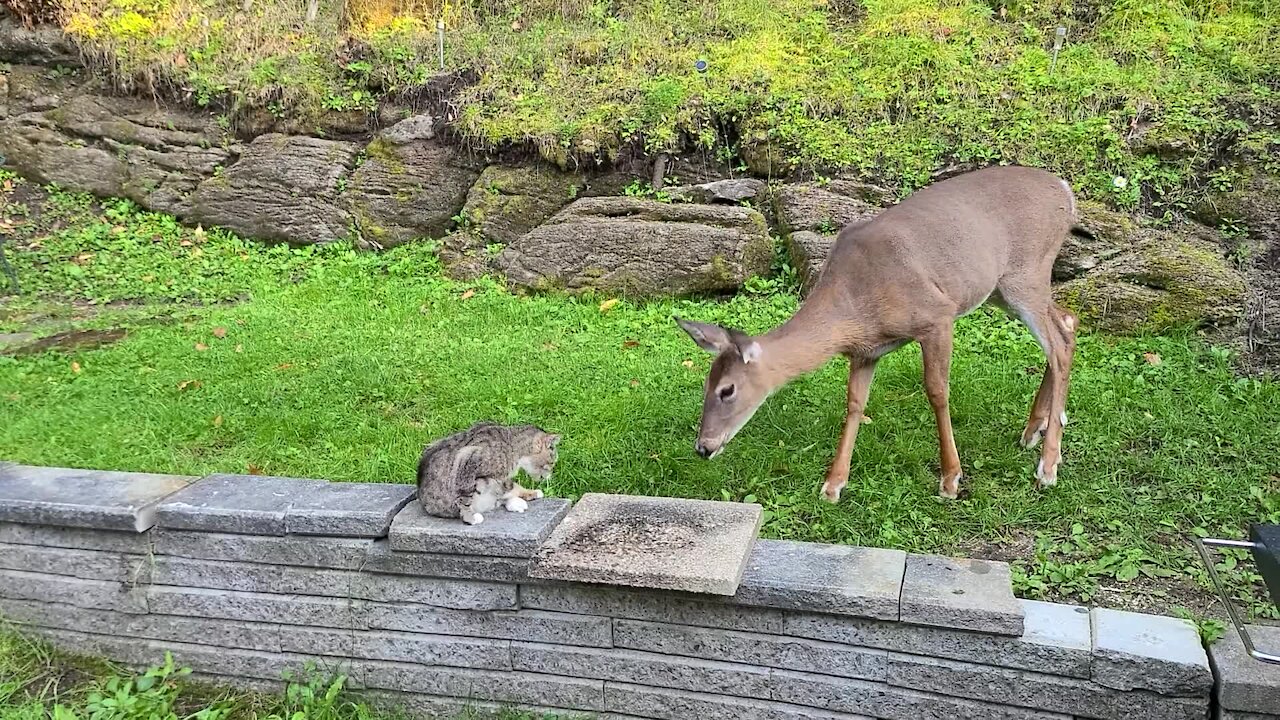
[[562, 504, 717, 557], [1, 327, 127, 355]]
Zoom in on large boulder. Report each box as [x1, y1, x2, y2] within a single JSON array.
[[189, 135, 358, 245], [776, 179, 887, 290], [498, 197, 773, 296], [344, 117, 479, 249], [0, 9, 77, 65]]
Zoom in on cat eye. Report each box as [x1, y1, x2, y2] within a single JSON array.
[[718, 384, 736, 401]]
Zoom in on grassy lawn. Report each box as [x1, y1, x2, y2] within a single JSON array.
[[1, 173, 1278, 622]]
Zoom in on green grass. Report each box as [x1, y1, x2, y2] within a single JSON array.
[[1, 177, 1277, 617], [39, 0, 1280, 212]]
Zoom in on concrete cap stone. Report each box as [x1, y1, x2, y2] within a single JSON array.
[[1208, 624, 1280, 712], [528, 493, 762, 596], [734, 539, 905, 620], [388, 497, 571, 558], [1091, 607, 1213, 696], [153, 474, 322, 535], [0, 463, 196, 532], [901, 553, 1024, 636], [285, 482, 415, 537]]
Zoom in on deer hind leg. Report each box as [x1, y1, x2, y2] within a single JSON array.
[[1036, 304, 1078, 488], [820, 356, 877, 504], [919, 326, 963, 499]]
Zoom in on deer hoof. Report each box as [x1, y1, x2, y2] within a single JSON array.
[[1020, 419, 1048, 449], [819, 482, 844, 504], [1034, 459, 1059, 489], [938, 472, 961, 500]]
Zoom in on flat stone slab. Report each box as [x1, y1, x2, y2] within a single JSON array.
[[284, 482, 415, 538], [0, 463, 196, 532], [154, 474, 323, 535], [900, 554, 1023, 636], [1091, 607, 1213, 697], [389, 497, 571, 558], [734, 539, 905, 620], [1210, 624, 1280, 713], [528, 493, 763, 596]]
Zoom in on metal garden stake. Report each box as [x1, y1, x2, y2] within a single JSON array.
[[1049, 26, 1066, 74], [438, 19, 446, 70]]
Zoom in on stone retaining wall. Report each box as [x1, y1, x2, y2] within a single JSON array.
[[0, 462, 1277, 720]]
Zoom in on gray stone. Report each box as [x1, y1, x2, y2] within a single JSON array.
[[613, 619, 886, 681], [0, 332, 34, 350], [153, 474, 323, 535], [284, 482, 415, 538], [358, 691, 578, 720], [0, 600, 279, 651], [901, 554, 1024, 636], [0, 463, 196, 531], [775, 180, 886, 234], [888, 653, 1208, 720], [511, 642, 772, 700], [785, 600, 1091, 679], [0, 13, 78, 65], [602, 682, 875, 720], [350, 631, 510, 670], [354, 572, 517, 611], [361, 540, 531, 582], [769, 670, 1073, 720], [528, 493, 763, 596], [667, 179, 766, 205], [1208, 624, 1280, 713], [734, 539, 904, 620], [0, 569, 147, 612], [379, 115, 436, 144], [345, 139, 479, 248], [147, 586, 360, 629], [152, 528, 373, 570], [0, 521, 151, 554], [276, 626, 355, 657], [498, 197, 773, 297], [786, 230, 836, 292], [357, 603, 611, 647], [189, 134, 358, 245], [0, 541, 148, 583], [186, 673, 288, 695], [389, 498, 570, 558], [520, 583, 785, 633], [352, 660, 605, 711], [1217, 712, 1279, 720], [150, 556, 357, 597], [1091, 608, 1212, 697]]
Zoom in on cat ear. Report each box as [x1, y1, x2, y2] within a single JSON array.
[[545, 433, 562, 447]]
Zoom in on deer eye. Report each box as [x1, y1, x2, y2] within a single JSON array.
[[718, 384, 736, 400]]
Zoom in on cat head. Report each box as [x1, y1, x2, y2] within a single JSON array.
[[518, 428, 561, 480]]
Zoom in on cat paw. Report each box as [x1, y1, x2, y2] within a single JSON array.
[[505, 497, 528, 513], [464, 513, 484, 525], [530, 489, 544, 500]]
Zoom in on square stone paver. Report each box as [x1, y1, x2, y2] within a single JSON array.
[[900, 553, 1024, 636], [285, 482, 416, 538], [390, 497, 572, 558], [734, 539, 905, 620], [154, 474, 324, 535], [0, 463, 197, 532], [1209, 624, 1280, 713], [528, 493, 763, 596]]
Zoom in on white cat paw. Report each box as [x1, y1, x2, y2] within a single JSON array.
[[464, 513, 484, 525], [530, 489, 544, 500], [505, 497, 529, 513]]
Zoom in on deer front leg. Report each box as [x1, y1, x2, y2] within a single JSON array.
[[920, 327, 962, 499], [820, 356, 877, 504]]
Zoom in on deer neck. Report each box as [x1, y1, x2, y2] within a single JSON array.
[[757, 300, 866, 388]]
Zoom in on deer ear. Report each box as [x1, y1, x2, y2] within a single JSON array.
[[739, 340, 762, 364], [674, 317, 733, 353]]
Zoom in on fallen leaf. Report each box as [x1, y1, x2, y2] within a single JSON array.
[[622, 340, 640, 350], [212, 327, 228, 339], [212, 415, 223, 427], [235, 319, 245, 326], [275, 363, 294, 370], [682, 359, 695, 369], [541, 343, 558, 351], [459, 289, 476, 300], [648, 453, 660, 460], [862, 415, 873, 424], [180, 240, 193, 247], [4, 393, 19, 401], [247, 464, 265, 475], [194, 342, 209, 351], [234, 344, 243, 353], [193, 225, 207, 241], [1143, 352, 1162, 365], [419, 304, 431, 314], [111, 225, 125, 234], [141, 274, 155, 282], [599, 298, 620, 313], [177, 379, 202, 391], [1143, 411, 1154, 419], [629, 379, 640, 387], [71, 361, 82, 374], [2, 180, 12, 191], [173, 53, 188, 68]]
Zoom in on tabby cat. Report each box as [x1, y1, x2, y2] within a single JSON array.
[[416, 422, 560, 525]]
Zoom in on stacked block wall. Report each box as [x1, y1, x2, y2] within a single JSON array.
[[0, 463, 1274, 720]]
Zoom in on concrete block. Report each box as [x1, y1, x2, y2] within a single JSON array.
[[785, 599, 1092, 679], [153, 474, 322, 535], [901, 554, 1024, 636], [359, 691, 581, 720], [1091, 608, 1213, 696], [511, 641, 772, 699], [357, 602, 612, 647], [0, 541, 148, 583], [602, 682, 876, 720], [157, 641, 340, 684], [520, 583, 785, 633], [352, 660, 605, 711], [0, 569, 147, 613], [186, 673, 288, 695], [354, 572, 517, 610], [362, 540, 530, 582], [888, 653, 1208, 720], [351, 631, 510, 670], [277, 626, 355, 657], [769, 670, 1073, 720], [285, 482, 415, 538], [152, 528, 373, 570], [0, 522, 151, 554], [734, 540, 904, 620], [0, 464, 195, 531], [1209, 624, 1280, 713], [147, 586, 360, 629], [1217, 712, 1279, 720], [389, 498, 571, 557], [151, 557, 358, 597], [528, 494, 761, 595], [613, 619, 885, 681]]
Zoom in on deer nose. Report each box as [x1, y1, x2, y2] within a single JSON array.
[[695, 441, 712, 459]]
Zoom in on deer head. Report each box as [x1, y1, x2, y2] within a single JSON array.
[[675, 317, 773, 459]]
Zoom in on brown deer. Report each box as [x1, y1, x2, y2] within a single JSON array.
[[675, 165, 1091, 500]]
